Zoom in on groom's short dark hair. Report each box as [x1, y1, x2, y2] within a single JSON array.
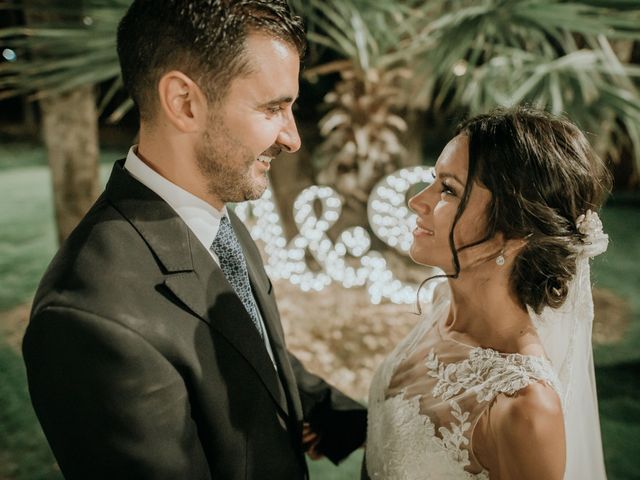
[[117, 0, 306, 120]]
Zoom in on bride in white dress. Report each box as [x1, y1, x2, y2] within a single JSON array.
[[365, 108, 610, 480]]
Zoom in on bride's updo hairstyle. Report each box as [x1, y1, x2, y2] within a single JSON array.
[[450, 107, 611, 314]]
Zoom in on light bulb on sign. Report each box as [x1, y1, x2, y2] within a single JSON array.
[[235, 165, 439, 305]]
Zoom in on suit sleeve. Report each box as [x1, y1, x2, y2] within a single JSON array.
[[288, 352, 367, 464], [22, 306, 212, 480]]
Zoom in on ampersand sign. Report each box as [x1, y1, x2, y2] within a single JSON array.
[[234, 166, 439, 304]]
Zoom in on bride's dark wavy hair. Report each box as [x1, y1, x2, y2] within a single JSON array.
[[417, 107, 611, 314]]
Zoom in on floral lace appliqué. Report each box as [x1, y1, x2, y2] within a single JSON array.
[[366, 343, 561, 479], [367, 393, 489, 480], [427, 347, 562, 403], [434, 400, 474, 468]]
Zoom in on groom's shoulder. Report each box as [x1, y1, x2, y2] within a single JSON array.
[[53, 193, 149, 271], [33, 194, 161, 311]]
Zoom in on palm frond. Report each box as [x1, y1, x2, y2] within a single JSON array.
[[396, 0, 640, 173], [0, 1, 126, 118]]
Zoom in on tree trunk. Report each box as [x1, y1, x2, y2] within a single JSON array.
[[25, 0, 101, 244], [40, 85, 100, 244]]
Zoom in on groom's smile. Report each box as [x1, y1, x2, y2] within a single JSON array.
[[196, 33, 301, 207]]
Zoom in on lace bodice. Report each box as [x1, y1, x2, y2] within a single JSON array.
[[366, 291, 562, 480]]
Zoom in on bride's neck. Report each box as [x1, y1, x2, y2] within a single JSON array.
[[445, 271, 537, 353]]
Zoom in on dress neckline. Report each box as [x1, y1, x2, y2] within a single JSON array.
[[433, 306, 550, 363]]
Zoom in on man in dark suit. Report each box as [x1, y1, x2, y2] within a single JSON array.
[[22, 1, 366, 478]]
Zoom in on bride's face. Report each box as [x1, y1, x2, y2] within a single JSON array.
[[408, 135, 494, 271]]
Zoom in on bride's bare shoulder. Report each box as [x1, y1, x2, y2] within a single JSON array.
[[494, 381, 562, 430], [489, 381, 565, 479]]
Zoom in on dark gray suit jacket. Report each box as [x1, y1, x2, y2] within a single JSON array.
[[23, 160, 366, 479]]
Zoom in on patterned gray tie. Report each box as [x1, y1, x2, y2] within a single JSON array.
[[211, 216, 264, 339]]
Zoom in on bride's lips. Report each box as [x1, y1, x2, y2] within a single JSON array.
[[413, 220, 434, 236]]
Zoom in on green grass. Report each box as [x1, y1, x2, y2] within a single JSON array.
[[0, 141, 123, 171], [309, 451, 364, 479], [0, 143, 121, 310], [0, 166, 57, 311], [0, 142, 49, 171], [595, 361, 640, 480], [0, 143, 639, 479], [0, 346, 61, 480], [592, 206, 640, 367]]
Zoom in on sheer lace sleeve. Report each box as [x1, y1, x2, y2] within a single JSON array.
[[366, 296, 561, 480]]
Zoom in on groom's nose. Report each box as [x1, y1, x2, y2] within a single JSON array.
[[276, 108, 301, 153]]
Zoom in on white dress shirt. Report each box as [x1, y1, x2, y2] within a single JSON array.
[[124, 146, 277, 367]]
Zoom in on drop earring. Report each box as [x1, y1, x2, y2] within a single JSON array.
[[495, 251, 505, 266]]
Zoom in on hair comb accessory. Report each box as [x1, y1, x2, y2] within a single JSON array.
[[575, 210, 608, 258]]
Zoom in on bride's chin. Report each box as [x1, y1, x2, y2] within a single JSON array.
[[409, 252, 435, 268]]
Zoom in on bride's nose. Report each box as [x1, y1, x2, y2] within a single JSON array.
[[408, 187, 432, 215]]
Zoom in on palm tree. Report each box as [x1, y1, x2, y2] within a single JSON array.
[[294, 0, 640, 196], [0, 0, 128, 243], [0, 1, 127, 114], [291, 0, 420, 207], [406, 1, 640, 183]]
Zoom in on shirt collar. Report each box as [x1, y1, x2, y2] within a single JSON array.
[[123, 146, 226, 250]]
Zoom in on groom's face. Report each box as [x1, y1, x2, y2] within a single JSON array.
[[195, 33, 302, 205]]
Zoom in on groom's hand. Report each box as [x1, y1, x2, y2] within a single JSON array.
[[302, 422, 324, 460]]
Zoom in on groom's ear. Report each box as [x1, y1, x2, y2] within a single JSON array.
[[157, 70, 207, 133]]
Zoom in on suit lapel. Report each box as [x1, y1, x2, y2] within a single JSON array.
[[230, 213, 304, 424], [165, 241, 290, 418], [105, 161, 290, 418]]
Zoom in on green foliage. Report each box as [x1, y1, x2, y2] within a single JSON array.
[[410, 1, 640, 172], [0, 1, 130, 120], [2, 1, 639, 173], [593, 205, 640, 366], [295, 0, 640, 181], [291, 0, 421, 69]]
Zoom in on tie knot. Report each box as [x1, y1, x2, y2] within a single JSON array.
[[211, 216, 241, 258]]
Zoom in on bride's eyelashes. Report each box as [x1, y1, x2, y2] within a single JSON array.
[[440, 181, 456, 197], [430, 170, 458, 197]]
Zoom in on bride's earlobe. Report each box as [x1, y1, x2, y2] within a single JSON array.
[[500, 237, 528, 264]]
